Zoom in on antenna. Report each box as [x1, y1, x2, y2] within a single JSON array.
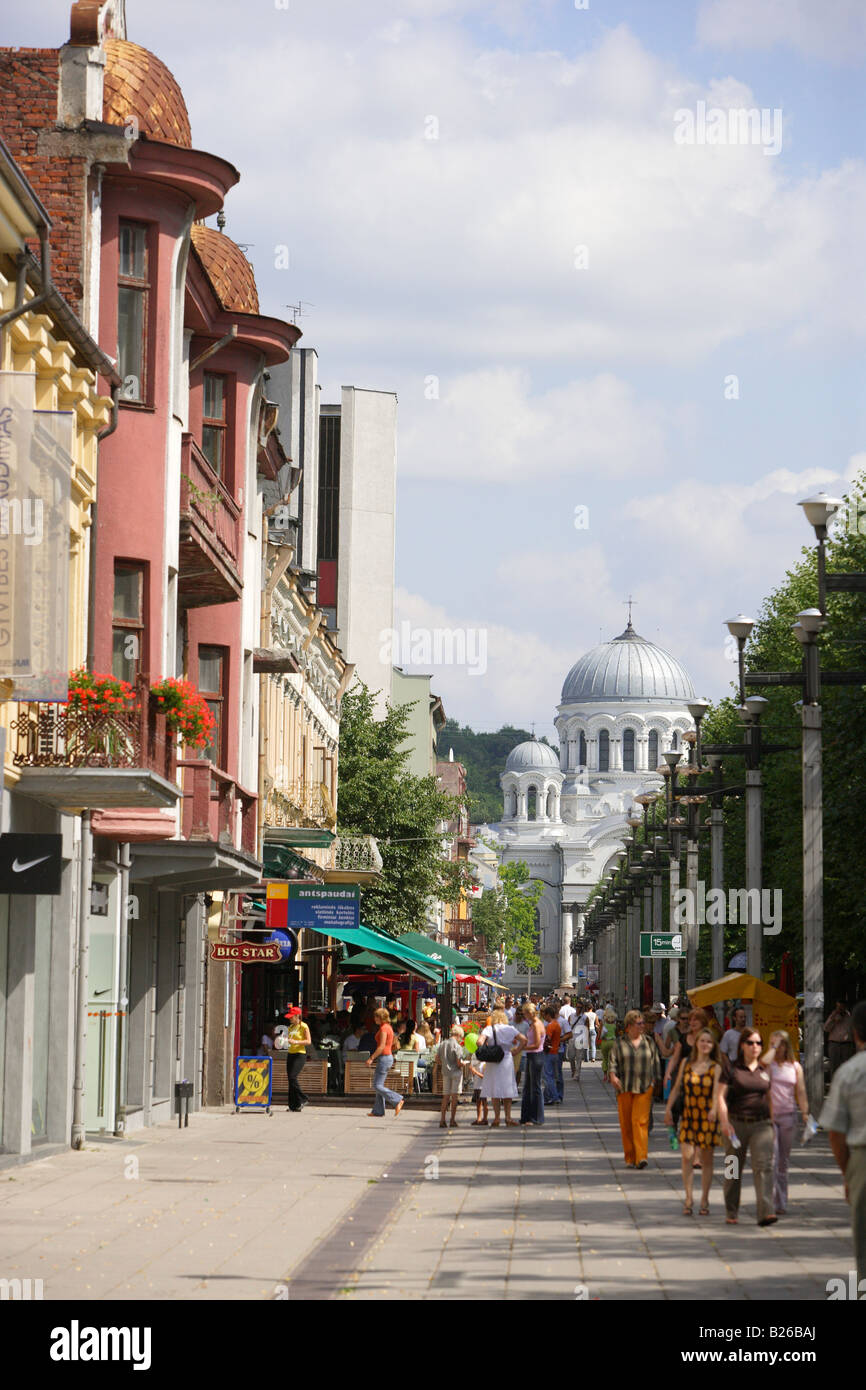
[[286, 302, 315, 322]]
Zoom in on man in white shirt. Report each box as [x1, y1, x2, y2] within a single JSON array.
[[821, 1000, 866, 1284], [559, 997, 578, 1076], [720, 1006, 747, 1064], [505, 994, 516, 1024], [570, 1006, 591, 1079], [584, 1004, 598, 1061]]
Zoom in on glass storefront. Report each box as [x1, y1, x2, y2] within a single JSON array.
[[31, 897, 52, 1140]]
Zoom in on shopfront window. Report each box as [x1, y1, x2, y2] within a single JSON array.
[[31, 898, 51, 1140]]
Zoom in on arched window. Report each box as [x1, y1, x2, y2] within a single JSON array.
[[622, 728, 635, 772], [506, 788, 516, 818], [671, 730, 679, 751], [546, 787, 555, 819], [527, 785, 537, 820], [598, 729, 610, 772], [579, 731, 587, 766], [648, 729, 659, 768]]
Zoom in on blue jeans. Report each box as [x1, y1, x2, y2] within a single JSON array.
[[521, 1053, 545, 1124], [372, 1055, 401, 1115], [588, 1032, 597, 1061], [543, 1051, 564, 1103]]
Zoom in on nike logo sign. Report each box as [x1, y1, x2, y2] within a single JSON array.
[[11, 855, 51, 873]]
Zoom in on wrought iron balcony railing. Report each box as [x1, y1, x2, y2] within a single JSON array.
[[11, 675, 176, 784]]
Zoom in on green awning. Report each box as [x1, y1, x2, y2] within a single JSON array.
[[299, 920, 453, 982], [394, 931, 485, 975], [340, 948, 443, 986]]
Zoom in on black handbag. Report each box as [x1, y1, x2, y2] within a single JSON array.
[[476, 1026, 505, 1064]]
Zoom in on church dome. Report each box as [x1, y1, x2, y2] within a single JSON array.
[[561, 622, 694, 704], [103, 39, 192, 147], [190, 224, 260, 314], [505, 738, 560, 773]]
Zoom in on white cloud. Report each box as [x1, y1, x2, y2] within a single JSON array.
[[697, 0, 866, 63], [398, 368, 670, 481]]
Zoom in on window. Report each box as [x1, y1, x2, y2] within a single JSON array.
[[201, 373, 227, 478], [112, 563, 145, 683], [648, 729, 659, 768], [671, 730, 679, 751], [598, 729, 610, 772], [578, 731, 587, 766], [527, 785, 537, 821], [117, 221, 149, 401], [198, 646, 226, 766], [623, 728, 635, 772]]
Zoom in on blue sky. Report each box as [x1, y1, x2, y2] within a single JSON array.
[[7, 0, 866, 737]]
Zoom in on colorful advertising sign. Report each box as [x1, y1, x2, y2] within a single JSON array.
[[234, 1056, 272, 1112], [267, 881, 360, 934]]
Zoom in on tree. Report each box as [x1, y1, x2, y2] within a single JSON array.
[[699, 472, 866, 996], [336, 683, 471, 935], [469, 857, 544, 974]]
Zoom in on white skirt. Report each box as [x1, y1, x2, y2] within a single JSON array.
[[481, 1055, 519, 1100]]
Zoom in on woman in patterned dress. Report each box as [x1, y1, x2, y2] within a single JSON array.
[[665, 1029, 723, 1216]]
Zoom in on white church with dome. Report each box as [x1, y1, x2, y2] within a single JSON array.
[[485, 618, 696, 993]]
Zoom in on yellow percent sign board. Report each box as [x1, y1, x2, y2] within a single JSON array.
[[234, 1056, 273, 1112]]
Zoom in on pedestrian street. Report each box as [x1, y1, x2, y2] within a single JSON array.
[[0, 1059, 852, 1304]]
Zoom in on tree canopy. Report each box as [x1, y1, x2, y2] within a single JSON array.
[[336, 683, 470, 935]]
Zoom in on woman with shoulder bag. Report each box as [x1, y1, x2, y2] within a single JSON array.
[[476, 1008, 520, 1126]]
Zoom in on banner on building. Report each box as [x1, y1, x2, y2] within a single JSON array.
[[266, 881, 360, 934], [0, 832, 63, 894], [210, 941, 283, 963], [0, 375, 72, 700], [234, 1056, 273, 1112]]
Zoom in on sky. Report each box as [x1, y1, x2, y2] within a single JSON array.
[[8, 0, 866, 739]]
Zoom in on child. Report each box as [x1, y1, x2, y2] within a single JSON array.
[[470, 1057, 487, 1125]]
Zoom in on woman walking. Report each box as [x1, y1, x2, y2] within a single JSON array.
[[477, 1008, 520, 1126], [366, 1007, 405, 1118], [609, 1010, 662, 1168], [665, 1028, 723, 1215], [519, 1003, 546, 1126], [600, 1007, 618, 1082], [284, 1006, 311, 1113], [762, 1031, 809, 1215], [439, 1024, 467, 1127], [718, 1029, 775, 1225]]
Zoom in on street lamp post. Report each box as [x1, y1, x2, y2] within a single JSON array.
[[792, 607, 826, 1109], [740, 694, 769, 981]]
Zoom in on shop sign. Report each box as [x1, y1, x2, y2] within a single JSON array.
[[267, 881, 360, 933], [0, 832, 63, 895], [210, 941, 283, 963], [234, 1056, 272, 1112]]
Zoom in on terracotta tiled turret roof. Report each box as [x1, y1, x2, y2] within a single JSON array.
[[190, 224, 260, 315], [103, 38, 191, 147]]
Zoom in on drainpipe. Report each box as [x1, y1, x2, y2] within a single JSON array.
[[87, 381, 121, 673], [114, 841, 132, 1135], [71, 809, 93, 1150], [258, 542, 295, 846]]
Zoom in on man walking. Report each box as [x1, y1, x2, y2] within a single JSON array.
[[585, 1000, 598, 1062], [825, 1001, 855, 1077], [821, 1001, 866, 1284], [720, 1006, 747, 1066], [609, 1010, 662, 1169], [542, 1006, 564, 1104]]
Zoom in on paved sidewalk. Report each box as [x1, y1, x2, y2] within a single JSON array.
[[313, 1061, 853, 1301], [0, 1063, 853, 1301]]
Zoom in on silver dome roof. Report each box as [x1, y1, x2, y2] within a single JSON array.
[[560, 623, 694, 704], [504, 738, 561, 773]]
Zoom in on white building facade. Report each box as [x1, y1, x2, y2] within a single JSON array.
[[489, 621, 696, 994]]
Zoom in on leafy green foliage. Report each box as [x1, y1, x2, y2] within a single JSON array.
[[470, 859, 544, 972], [437, 719, 554, 823], [699, 476, 866, 994], [336, 684, 471, 935]]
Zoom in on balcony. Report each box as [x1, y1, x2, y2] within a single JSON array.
[[263, 780, 334, 832], [179, 434, 242, 608], [179, 759, 257, 857], [321, 832, 383, 886], [10, 676, 180, 811]]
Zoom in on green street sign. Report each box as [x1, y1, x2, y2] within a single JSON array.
[[640, 932, 684, 959]]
